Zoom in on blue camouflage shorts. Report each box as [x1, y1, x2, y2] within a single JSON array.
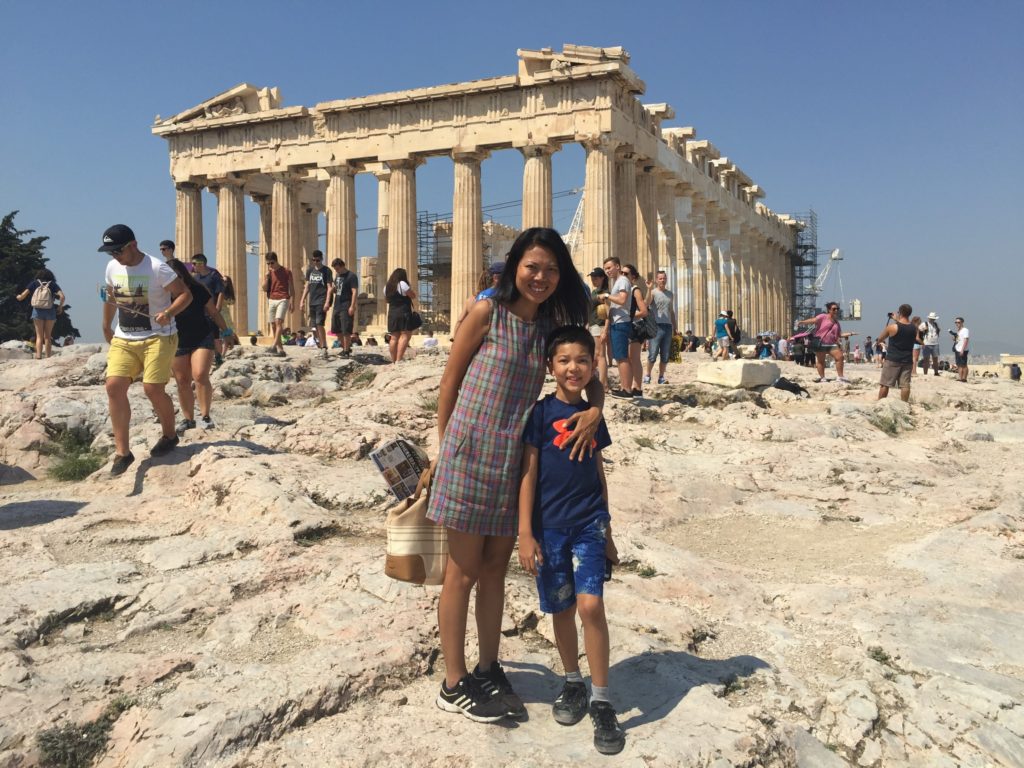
[[535, 515, 610, 614]]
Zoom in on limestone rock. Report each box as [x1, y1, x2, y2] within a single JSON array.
[[697, 359, 780, 389]]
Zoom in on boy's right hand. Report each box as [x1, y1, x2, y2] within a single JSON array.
[[518, 534, 543, 576]]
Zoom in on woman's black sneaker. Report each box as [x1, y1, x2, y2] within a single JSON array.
[[436, 674, 507, 723], [150, 434, 179, 457], [552, 680, 588, 725], [110, 452, 135, 477], [473, 661, 526, 720], [631, 388, 643, 398], [610, 388, 633, 400], [590, 700, 626, 754]]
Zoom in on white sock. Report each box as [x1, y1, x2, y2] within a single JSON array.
[[566, 670, 584, 684], [591, 684, 609, 703]]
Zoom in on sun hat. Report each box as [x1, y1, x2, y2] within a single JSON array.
[[927, 312, 939, 320], [488, 262, 504, 276]]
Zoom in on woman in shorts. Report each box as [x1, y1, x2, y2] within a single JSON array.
[[16, 268, 65, 359], [166, 259, 233, 433], [385, 268, 417, 365]]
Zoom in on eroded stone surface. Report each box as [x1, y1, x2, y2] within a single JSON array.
[[1, 348, 1022, 767]]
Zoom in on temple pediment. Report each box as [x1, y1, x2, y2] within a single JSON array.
[[155, 84, 281, 126]]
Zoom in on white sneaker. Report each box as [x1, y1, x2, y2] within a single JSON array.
[[199, 415, 215, 430]]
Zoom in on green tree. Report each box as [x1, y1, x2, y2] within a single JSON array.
[[0, 211, 80, 343]]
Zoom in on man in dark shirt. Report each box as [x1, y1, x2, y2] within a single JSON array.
[[300, 250, 333, 359], [327, 258, 359, 358], [876, 303, 918, 401]]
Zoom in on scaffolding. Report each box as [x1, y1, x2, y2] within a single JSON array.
[[416, 211, 448, 326], [791, 208, 820, 327]]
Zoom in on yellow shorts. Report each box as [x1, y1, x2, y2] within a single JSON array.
[[106, 335, 177, 384]]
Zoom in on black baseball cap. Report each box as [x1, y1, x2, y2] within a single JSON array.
[[588, 268, 605, 278], [98, 224, 136, 252]]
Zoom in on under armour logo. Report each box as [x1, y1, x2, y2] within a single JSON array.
[[552, 419, 596, 450]]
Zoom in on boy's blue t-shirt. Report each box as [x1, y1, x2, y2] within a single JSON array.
[[715, 316, 729, 338], [522, 394, 612, 531]]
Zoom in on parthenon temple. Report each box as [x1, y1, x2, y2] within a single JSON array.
[[153, 44, 801, 337]]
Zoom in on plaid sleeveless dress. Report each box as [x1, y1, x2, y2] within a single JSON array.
[[427, 301, 548, 537]]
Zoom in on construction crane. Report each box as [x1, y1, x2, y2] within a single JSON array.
[[807, 248, 861, 320], [564, 191, 585, 257]]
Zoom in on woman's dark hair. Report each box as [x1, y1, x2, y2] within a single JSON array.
[[622, 264, 639, 281], [166, 258, 202, 293], [222, 276, 236, 302], [492, 228, 588, 326], [545, 324, 595, 360], [385, 268, 410, 298], [35, 268, 55, 282]]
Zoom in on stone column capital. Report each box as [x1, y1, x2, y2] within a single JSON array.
[[517, 142, 559, 159], [451, 149, 491, 164], [249, 191, 271, 205], [579, 134, 620, 153], [207, 174, 247, 192], [323, 162, 362, 178], [614, 145, 636, 162], [266, 170, 305, 186], [174, 180, 204, 192], [385, 156, 425, 172]]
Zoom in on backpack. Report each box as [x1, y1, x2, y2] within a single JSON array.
[[31, 281, 54, 309]]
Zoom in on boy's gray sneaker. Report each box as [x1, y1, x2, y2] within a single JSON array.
[[473, 661, 526, 720], [590, 700, 626, 754], [199, 415, 215, 430], [552, 680, 588, 725], [175, 418, 196, 435]]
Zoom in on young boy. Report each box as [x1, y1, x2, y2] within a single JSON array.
[[518, 325, 625, 756]]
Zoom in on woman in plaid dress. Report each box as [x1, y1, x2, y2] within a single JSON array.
[[428, 228, 605, 723]]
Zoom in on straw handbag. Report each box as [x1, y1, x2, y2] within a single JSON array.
[[384, 467, 448, 585]]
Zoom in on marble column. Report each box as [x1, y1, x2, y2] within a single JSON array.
[[387, 158, 421, 293], [582, 136, 618, 275], [325, 165, 357, 267], [635, 163, 657, 280], [690, 199, 707, 335], [373, 170, 391, 327], [614, 148, 636, 267], [300, 205, 319, 265], [213, 178, 246, 333], [452, 151, 487, 326], [705, 237, 718, 322], [657, 178, 676, 285], [520, 144, 555, 229], [741, 234, 757, 333], [674, 191, 694, 332], [175, 182, 204, 260], [270, 173, 301, 331], [251, 193, 272, 336]]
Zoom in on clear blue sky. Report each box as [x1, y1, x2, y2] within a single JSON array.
[[3, 1, 1021, 354]]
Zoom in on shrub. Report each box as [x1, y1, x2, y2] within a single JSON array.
[[46, 432, 104, 482], [37, 696, 134, 768]]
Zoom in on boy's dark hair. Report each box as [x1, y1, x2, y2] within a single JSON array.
[[545, 324, 595, 360]]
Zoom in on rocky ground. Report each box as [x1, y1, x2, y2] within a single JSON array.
[[1, 343, 1022, 768]]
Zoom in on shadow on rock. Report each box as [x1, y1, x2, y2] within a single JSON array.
[[0, 499, 88, 530], [612, 649, 770, 729], [0, 463, 36, 486]]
